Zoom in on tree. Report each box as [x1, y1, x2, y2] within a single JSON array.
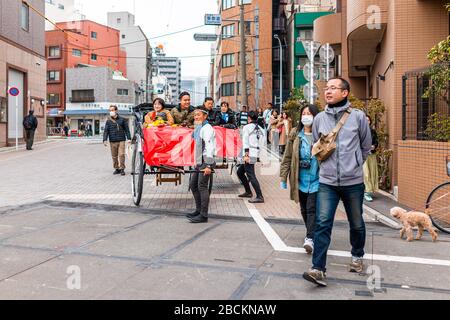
[[424, 3, 450, 103]]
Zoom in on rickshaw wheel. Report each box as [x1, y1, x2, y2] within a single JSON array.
[[131, 140, 145, 206]]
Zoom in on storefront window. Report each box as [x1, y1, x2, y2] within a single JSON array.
[[0, 97, 7, 123]]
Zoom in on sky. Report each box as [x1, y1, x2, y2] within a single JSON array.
[[77, 0, 218, 79]]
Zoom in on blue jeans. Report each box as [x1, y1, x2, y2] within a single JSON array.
[[313, 183, 366, 272]]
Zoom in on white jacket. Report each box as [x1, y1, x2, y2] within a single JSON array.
[[195, 123, 217, 167], [241, 122, 265, 162]]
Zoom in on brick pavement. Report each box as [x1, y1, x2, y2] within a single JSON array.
[[0, 140, 351, 222]]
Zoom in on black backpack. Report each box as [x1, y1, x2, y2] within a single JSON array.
[[23, 116, 33, 130]]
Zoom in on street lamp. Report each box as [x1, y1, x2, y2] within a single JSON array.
[[274, 34, 283, 114]]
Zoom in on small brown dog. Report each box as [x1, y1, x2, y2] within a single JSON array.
[[390, 207, 438, 242]]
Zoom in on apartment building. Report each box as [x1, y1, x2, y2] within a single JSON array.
[[0, 0, 47, 147], [45, 20, 127, 127]]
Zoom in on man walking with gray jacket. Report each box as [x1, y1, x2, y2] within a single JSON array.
[[303, 78, 372, 287]]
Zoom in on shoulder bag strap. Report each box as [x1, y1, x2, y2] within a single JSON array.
[[330, 107, 353, 135]]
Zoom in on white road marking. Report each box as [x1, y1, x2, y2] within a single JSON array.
[[245, 198, 450, 268]]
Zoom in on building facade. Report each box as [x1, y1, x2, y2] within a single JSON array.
[[107, 12, 152, 104], [214, 0, 274, 112], [45, 20, 127, 128], [312, 0, 450, 209], [0, 0, 47, 148], [181, 77, 209, 106], [65, 66, 135, 136], [44, 0, 85, 31], [152, 47, 181, 104]]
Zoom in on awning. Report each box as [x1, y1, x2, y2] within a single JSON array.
[[47, 108, 64, 117]]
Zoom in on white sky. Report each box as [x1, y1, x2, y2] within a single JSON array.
[[77, 0, 218, 78]]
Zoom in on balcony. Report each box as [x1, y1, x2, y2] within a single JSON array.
[[313, 12, 342, 45], [347, 0, 388, 76]]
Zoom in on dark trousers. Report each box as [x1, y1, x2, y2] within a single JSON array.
[[25, 130, 35, 150], [313, 183, 366, 272], [190, 169, 211, 217], [299, 191, 317, 240], [237, 163, 263, 198]]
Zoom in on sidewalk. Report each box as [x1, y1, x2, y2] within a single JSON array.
[[0, 139, 404, 229]]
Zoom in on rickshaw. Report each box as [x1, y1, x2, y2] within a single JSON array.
[[130, 103, 242, 206]]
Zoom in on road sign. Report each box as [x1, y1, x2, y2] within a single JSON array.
[[205, 14, 222, 26], [320, 44, 335, 64], [304, 83, 319, 102], [302, 41, 321, 61], [8, 87, 20, 97], [194, 33, 218, 42], [303, 64, 319, 82]]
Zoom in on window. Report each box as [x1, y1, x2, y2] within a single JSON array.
[[122, 34, 126, 39], [58, 4, 64, 9], [117, 89, 129, 96], [71, 90, 94, 103], [47, 93, 60, 105], [21, 2, 29, 31], [298, 29, 313, 41], [220, 83, 234, 97], [91, 31, 97, 39], [91, 54, 98, 61], [221, 53, 235, 68], [47, 70, 60, 82], [0, 97, 7, 123], [222, 24, 235, 39], [72, 49, 82, 57], [48, 46, 60, 58], [222, 0, 234, 10], [117, 18, 121, 24]]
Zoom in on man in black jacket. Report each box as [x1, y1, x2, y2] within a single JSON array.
[[23, 110, 38, 151], [103, 105, 131, 176]]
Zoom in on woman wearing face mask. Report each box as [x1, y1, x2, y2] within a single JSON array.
[[280, 104, 320, 254]]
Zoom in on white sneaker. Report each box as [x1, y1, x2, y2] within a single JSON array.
[[303, 238, 314, 254]]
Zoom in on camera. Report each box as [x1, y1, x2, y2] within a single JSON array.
[[300, 160, 311, 169]]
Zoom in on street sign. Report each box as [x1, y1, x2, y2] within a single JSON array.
[[303, 64, 319, 82], [319, 44, 335, 64], [8, 87, 20, 97], [302, 41, 321, 61], [205, 14, 222, 26], [303, 83, 319, 102], [194, 33, 218, 42]]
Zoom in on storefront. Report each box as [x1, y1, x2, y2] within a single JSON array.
[[64, 102, 133, 137]]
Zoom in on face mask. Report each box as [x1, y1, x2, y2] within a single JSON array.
[[110, 111, 117, 118], [301, 115, 314, 127]]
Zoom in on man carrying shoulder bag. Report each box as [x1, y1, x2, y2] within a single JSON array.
[[303, 78, 372, 287]]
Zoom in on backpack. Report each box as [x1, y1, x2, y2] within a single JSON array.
[[23, 116, 33, 130]]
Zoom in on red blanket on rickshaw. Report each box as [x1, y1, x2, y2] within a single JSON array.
[[142, 126, 242, 166]]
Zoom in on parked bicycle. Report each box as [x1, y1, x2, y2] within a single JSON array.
[[426, 156, 450, 234]]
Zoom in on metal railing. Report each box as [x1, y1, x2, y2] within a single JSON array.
[[402, 67, 449, 141]]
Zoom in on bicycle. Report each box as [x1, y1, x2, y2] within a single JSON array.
[[425, 156, 450, 234]]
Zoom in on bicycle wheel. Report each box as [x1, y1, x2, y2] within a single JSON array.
[[426, 182, 450, 234], [131, 138, 145, 206]]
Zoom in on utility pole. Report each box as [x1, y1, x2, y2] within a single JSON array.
[[239, 0, 248, 110], [274, 34, 283, 114], [254, 5, 260, 111]]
